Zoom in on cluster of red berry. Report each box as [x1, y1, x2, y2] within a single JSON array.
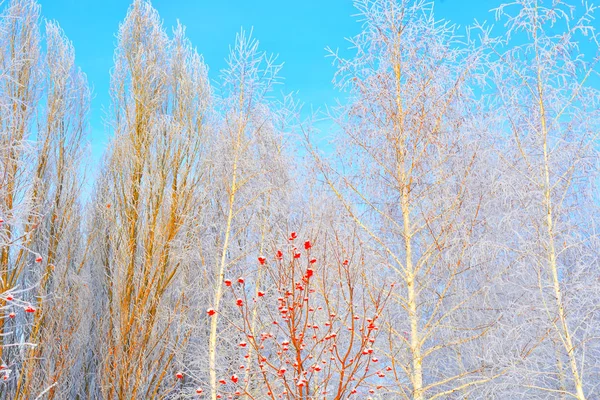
[[3, 292, 36, 321]]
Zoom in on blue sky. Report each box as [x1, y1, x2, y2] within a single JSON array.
[[34, 0, 501, 162]]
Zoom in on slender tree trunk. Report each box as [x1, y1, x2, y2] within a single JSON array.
[[209, 155, 238, 400], [538, 73, 585, 399], [402, 183, 423, 400]]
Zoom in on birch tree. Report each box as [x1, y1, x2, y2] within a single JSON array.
[[310, 0, 504, 398], [488, 1, 600, 398], [187, 30, 294, 400]]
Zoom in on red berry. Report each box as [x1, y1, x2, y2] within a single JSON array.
[[207, 308, 216, 316], [304, 240, 312, 250], [175, 371, 184, 379], [258, 256, 266, 265], [224, 279, 232, 287], [8, 312, 15, 319], [25, 306, 36, 313], [196, 387, 203, 394], [35, 256, 42, 263], [289, 232, 297, 240], [5, 295, 13, 301], [257, 291, 265, 297], [237, 277, 244, 284], [236, 299, 243, 307]]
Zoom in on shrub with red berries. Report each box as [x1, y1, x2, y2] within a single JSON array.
[[215, 231, 392, 398]]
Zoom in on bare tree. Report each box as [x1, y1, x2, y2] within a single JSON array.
[[189, 29, 295, 400], [0, 1, 43, 355], [308, 1, 505, 398], [13, 18, 90, 400], [87, 1, 211, 398], [0, 1, 90, 398], [487, 1, 600, 398]]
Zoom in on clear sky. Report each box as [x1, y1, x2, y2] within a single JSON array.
[[34, 0, 501, 162]]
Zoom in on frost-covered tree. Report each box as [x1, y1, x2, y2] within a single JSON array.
[[86, 1, 211, 397], [0, 0, 89, 398], [189, 30, 295, 400], [486, 1, 600, 398], [310, 1, 505, 398], [1, 0, 599, 398]]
